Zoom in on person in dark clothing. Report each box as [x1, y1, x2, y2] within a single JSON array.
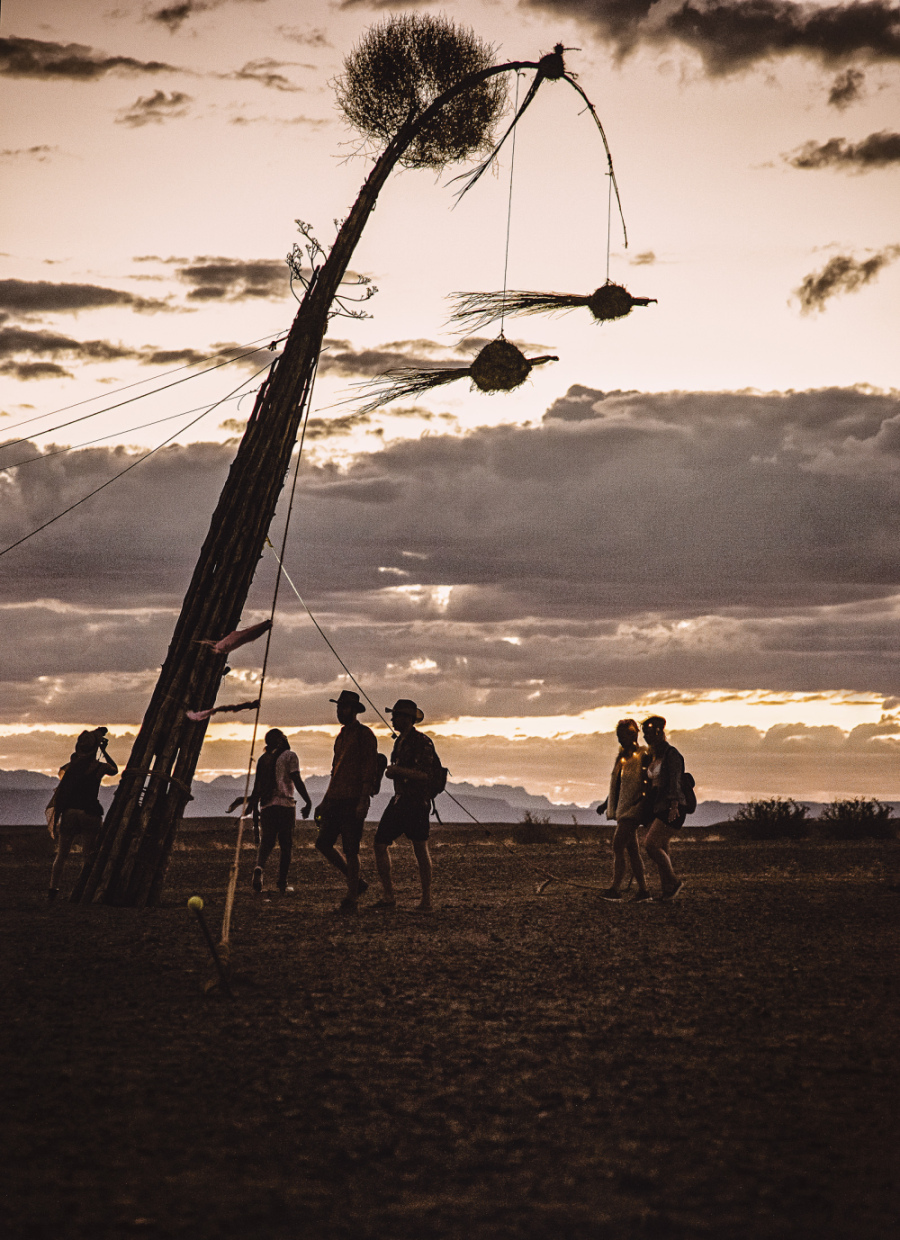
[[48, 727, 117, 900], [641, 716, 686, 900], [236, 729, 312, 895], [373, 699, 438, 912], [315, 690, 381, 914]]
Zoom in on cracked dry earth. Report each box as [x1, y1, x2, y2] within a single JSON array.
[[1, 827, 898, 1239]]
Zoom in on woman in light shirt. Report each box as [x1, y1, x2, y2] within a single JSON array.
[[601, 718, 652, 902]]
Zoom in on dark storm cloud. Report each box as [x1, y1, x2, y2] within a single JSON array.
[[115, 90, 192, 128], [4, 385, 900, 723], [828, 65, 866, 105], [794, 247, 900, 312], [0, 279, 171, 316], [520, 0, 900, 74], [786, 131, 900, 170], [174, 258, 290, 302], [0, 35, 178, 80]]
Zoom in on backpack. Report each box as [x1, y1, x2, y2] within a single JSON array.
[[371, 751, 388, 795], [425, 739, 449, 818], [681, 772, 697, 816]]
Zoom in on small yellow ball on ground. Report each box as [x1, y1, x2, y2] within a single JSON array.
[[187, 896, 203, 911]]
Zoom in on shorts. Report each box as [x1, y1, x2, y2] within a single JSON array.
[[648, 806, 687, 832], [316, 798, 364, 857], [59, 808, 102, 839], [374, 796, 430, 846]]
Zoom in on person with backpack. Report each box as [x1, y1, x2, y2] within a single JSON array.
[[600, 719, 653, 902], [373, 698, 441, 913], [314, 690, 382, 914], [47, 727, 118, 901], [641, 715, 688, 900], [236, 729, 312, 896]]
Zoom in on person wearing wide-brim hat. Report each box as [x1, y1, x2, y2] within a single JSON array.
[[315, 690, 381, 913], [373, 698, 439, 912]]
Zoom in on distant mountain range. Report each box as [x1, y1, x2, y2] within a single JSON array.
[[3, 768, 894, 828]]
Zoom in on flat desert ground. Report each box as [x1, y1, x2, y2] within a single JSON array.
[[2, 825, 898, 1239]]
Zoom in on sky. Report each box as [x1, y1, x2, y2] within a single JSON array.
[[1, 0, 900, 804]]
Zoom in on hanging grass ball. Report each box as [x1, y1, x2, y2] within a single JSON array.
[[469, 339, 532, 391], [587, 283, 640, 321]]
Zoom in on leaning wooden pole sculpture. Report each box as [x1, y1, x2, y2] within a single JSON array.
[[74, 23, 586, 906]]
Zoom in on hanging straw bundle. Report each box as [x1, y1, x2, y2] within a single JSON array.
[[450, 282, 657, 332], [353, 338, 557, 415]]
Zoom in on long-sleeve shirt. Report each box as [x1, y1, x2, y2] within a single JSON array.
[[607, 747, 648, 822], [324, 720, 380, 801], [648, 743, 686, 817]]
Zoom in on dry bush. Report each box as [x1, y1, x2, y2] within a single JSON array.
[[733, 797, 811, 840], [335, 13, 506, 170], [818, 798, 895, 840]]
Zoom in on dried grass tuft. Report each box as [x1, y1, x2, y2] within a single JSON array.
[[450, 283, 656, 331], [335, 14, 506, 170]]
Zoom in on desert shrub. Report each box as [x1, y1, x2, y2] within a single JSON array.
[[733, 797, 810, 840], [818, 798, 895, 840], [520, 810, 551, 826]]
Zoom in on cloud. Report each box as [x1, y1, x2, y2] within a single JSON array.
[[225, 59, 306, 92], [0, 361, 73, 381], [0, 279, 171, 316], [116, 90, 192, 128], [0, 35, 178, 80], [631, 251, 656, 265], [786, 130, 900, 170], [794, 246, 900, 312], [0, 145, 56, 161], [520, 0, 900, 76], [6, 385, 900, 735], [150, 1, 208, 30], [150, 0, 270, 34], [173, 257, 290, 301], [0, 326, 277, 377], [278, 27, 331, 47], [828, 65, 866, 106]]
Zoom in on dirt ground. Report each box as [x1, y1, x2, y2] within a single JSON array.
[[2, 826, 898, 1240]]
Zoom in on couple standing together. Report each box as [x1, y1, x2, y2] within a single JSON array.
[[243, 691, 438, 913], [603, 715, 686, 902]]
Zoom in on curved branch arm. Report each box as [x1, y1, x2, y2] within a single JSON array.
[[561, 74, 628, 249]]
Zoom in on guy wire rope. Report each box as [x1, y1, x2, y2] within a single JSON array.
[[0, 361, 275, 559], [2, 392, 253, 473], [219, 352, 323, 952], [0, 333, 288, 442]]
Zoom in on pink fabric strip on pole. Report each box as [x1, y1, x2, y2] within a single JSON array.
[[196, 618, 272, 655], [186, 698, 260, 723]]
